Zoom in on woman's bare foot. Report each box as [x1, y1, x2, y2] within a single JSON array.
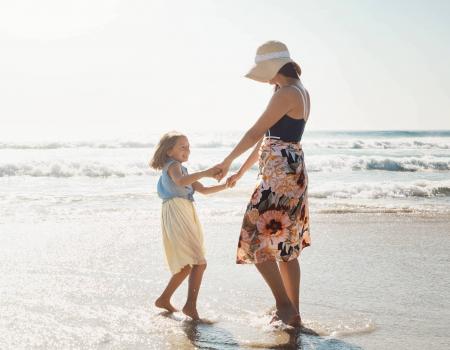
[[155, 297, 177, 313], [270, 311, 280, 324], [288, 314, 302, 328], [276, 305, 300, 327], [182, 303, 200, 321]]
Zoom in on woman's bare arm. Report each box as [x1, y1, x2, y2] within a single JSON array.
[[226, 138, 262, 187], [216, 87, 296, 179], [237, 138, 262, 176]]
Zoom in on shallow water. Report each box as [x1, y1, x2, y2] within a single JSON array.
[[1, 207, 449, 349], [1, 130, 449, 349]]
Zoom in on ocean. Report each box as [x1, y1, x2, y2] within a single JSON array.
[[1, 130, 449, 349]]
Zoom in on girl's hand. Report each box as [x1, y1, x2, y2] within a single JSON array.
[[214, 159, 232, 181], [226, 173, 241, 188]]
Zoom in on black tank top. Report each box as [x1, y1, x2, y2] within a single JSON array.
[[265, 84, 309, 142], [265, 116, 306, 142]]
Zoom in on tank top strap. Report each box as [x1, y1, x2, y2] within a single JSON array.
[[289, 84, 308, 120]]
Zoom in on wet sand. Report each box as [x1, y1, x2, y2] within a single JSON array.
[[1, 209, 449, 349]]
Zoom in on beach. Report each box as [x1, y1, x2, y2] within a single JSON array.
[[2, 0, 450, 347], [1, 130, 449, 349], [1, 208, 448, 349]]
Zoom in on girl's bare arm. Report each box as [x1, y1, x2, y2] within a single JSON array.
[[168, 163, 219, 187], [192, 181, 228, 195]]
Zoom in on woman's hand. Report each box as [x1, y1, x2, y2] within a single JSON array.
[[203, 166, 222, 179], [226, 173, 241, 188], [214, 159, 232, 181]]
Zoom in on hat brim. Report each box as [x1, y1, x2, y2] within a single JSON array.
[[245, 58, 298, 82]]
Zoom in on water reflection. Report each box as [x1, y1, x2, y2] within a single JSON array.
[[181, 319, 240, 349], [159, 311, 363, 350]]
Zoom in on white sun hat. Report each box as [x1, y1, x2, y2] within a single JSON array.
[[245, 40, 301, 83]]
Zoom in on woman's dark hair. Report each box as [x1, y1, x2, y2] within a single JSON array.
[[274, 62, 302, 91], [278, 62, 301, 79]]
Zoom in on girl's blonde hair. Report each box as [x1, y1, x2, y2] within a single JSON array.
[[149, 131, 186, 170]]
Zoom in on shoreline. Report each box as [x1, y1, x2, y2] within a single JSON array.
[[312, 210, 450, 219]]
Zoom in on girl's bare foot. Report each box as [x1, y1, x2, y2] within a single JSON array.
[[155, 297, 177, 313], [182, 303, 200, 321]]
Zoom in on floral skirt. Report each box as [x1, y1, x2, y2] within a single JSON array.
[[236, 138, 311, 264]]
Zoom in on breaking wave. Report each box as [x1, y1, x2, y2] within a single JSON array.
[[307, 156, 450, 172], [310, 180, 450, 199], [0, 162, 154, 178]]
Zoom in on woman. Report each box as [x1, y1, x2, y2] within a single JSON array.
[[217, 40, 311, 327]]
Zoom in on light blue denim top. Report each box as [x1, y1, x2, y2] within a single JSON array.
[[157, 159, 194, 202]]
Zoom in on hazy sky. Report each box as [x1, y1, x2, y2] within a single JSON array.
[[1, 0, 449, 140]]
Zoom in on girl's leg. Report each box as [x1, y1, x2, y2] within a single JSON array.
[[279, 259, 301, 313], [155, 265, 191, 312], [255, 260, 299, 326], [182, 263, 207, 320]]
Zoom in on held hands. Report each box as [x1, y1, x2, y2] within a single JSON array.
[[202, 165, 235, 190], [225, 173, 241, 188], [213, 159, 232, 182], [203, 166, 222, 179], [203, 159, 235, 188]]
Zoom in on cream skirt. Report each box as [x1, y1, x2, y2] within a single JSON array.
[[161, 197, 206, 275]]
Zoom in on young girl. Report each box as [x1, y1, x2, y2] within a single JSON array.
[[149, 131, 227, 320]]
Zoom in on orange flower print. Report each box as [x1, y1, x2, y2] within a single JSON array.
[[289, 224, 300, 244], [236, 139, 310, 264], [251, 189, 262, 205], [247, 208, 260, 224], [271, 175, 302, 198], [256, 210, 291, 247], [300, 204, 306, 221], [296, 170, 307, 192], [237, 247, 249, 262], [262, 158, 284, 179], [288, 197, 298, 209], [240, 228, 253, 243], [255, 246, 276, 263]]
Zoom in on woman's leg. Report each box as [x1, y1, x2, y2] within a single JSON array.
[[155, 265, 191, 312], [182, 263, 207, 320], [279, 259, 301, 313], [255, 260, 299, 325]]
